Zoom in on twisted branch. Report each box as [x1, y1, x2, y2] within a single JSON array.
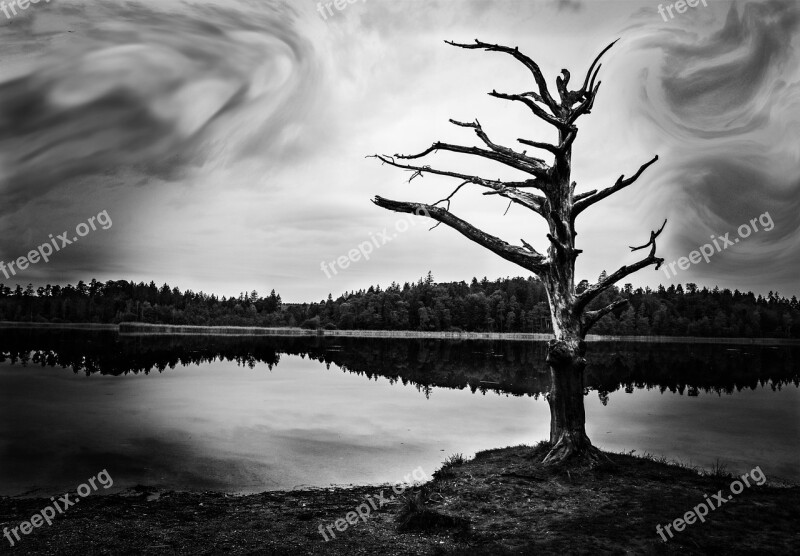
[[573, 219, 667, 315], [372, 196, 549, 274], [446, 39, 559, 113], [369, 155, 546, 216], [573, 155, 659, 217], [582, 299, 628, 333]]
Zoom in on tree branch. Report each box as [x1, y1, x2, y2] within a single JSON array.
[[520, 238, 544, 257], [566, 82, 601, 125], [560, 128, 578, 150], [556, 68, 571, 104], [372, 196, 549, 274], [582, 299, 628, 333], [573, 219, 667, 315], [395, 139, 549, 180], [575, 39, 618, 99], [369, 155, 546, 216], [517, 138, 560, 155], [488, 90, 567, 130], [521, 91, 545, 104], [520, 128, 576, 157], [446, 39, 559, 113], [371, 154, 505, 186], [629, 219, 667, 253], [448, 118, 549, 169], [572, 155, 659, 218], [432, 180, 470, 211]]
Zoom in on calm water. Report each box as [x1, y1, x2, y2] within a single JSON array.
[[0, 330, 798, 496]]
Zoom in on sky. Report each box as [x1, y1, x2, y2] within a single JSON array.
[[0, 0, 797, 302]]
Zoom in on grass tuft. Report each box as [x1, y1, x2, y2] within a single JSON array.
[[434, 453, 468, 480], [443, 453, 466, 467], [706, 458, 732, 480]]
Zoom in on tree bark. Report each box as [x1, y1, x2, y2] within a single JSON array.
[[542, 334, 598, 465], [538, 120, 602, 466], [540, 233, 599, 465]]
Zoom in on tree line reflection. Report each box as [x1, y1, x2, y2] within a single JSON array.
[[1, 330, 797, 401]]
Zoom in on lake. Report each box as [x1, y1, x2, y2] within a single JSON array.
[[1, 329, 798, 497]]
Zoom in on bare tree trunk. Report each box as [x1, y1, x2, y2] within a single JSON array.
[[542, 326, 595, 465], [537, 122, 597, 465], [542, 252, 596, 465], [372, 38, 666, 467], [539, 226, 599, 464]]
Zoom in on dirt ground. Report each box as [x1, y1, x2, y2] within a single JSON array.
[[1, 444, 798, 555]]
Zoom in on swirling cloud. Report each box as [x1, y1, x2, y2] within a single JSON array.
[[0, 0, 321, 215], [632, 0, 800, 289]]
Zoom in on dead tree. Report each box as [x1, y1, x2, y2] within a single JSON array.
[[371, 39, 666, 465]]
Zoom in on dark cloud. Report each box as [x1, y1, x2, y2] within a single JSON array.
[[633, 0, 800, 290], [0, 0, 321, 217], [650, 1, 799, 139]]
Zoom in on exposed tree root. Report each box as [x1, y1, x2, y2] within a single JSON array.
[[541, 433, 610, 467]]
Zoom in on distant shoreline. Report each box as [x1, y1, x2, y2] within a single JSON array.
[[2, 321, 799, 345], [0, 322, 118, 330]]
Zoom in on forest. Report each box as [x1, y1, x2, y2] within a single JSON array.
[[0, 272, 798, 338]]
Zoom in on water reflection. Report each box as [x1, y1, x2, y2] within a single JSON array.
[[0, 329, 797, 399], [0, 330, 798, 495]]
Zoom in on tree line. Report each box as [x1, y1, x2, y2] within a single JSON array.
[[0, 272, 798, 338]]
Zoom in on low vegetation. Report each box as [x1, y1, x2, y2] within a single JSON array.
[[2, 445, 796, 554]]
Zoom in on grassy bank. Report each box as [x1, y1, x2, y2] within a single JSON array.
[[1, 444, 797, 555]]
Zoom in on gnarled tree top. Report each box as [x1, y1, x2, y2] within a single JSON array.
[[371, 38, 665, 332]]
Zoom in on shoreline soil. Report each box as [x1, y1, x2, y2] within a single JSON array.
[[1, 445, 798, 555]]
